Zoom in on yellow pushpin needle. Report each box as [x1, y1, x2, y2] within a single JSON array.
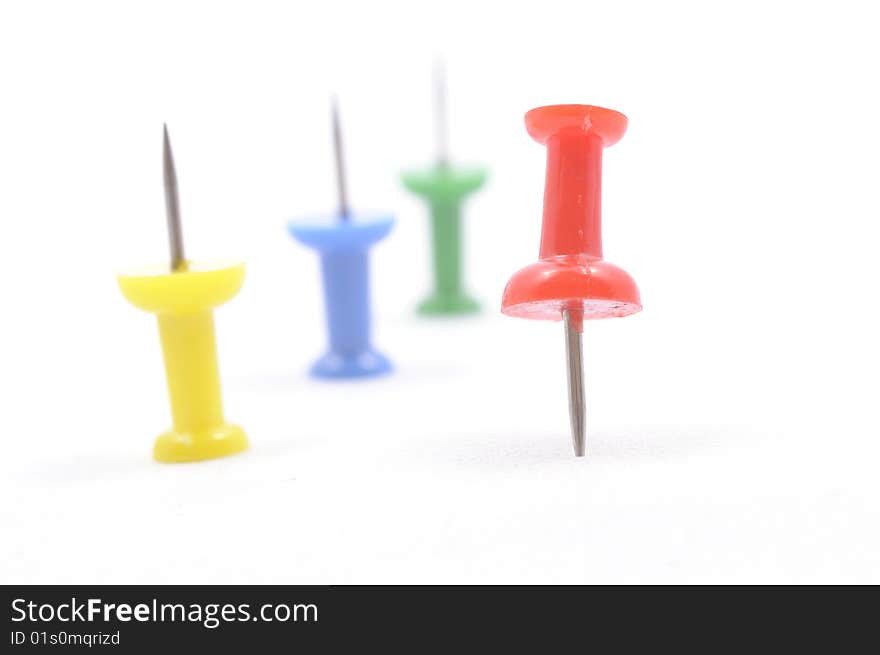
[[117, 125, 248, 463]]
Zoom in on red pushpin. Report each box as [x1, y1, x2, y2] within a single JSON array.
[[502, 105, 642, 456]]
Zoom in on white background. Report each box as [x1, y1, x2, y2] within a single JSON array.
[[1, 0, 878, 583]]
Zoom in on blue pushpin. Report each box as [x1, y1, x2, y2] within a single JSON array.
[[288, 99, 394, 379]]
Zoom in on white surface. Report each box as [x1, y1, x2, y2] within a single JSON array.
[[1, 0, 879, 584]]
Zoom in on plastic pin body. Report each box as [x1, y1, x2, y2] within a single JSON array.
[[288, 215, 394, 378], [502, 104, 641, 456], [118, 263, 249, 462], [401, 165, 486, 314]]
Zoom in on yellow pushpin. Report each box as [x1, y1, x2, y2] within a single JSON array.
[[117, 125, 249, 463]]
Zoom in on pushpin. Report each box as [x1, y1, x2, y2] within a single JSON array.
[[288, 99, 394, 378], [401, 61, 487, 315], [117, 126, 249, 462], [502, 105, 642, 457]]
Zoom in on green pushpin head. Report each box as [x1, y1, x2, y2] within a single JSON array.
[[401, 61, 487, 316]]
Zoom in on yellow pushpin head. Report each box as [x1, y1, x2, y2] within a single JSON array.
[[118, 126, 248, 463], [118, 262, 248, 462]]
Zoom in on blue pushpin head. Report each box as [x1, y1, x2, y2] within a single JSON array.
[[288, 98, 394, 379], [288, 212, 394, 379]]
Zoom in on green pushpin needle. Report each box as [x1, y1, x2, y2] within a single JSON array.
[[401, 60, 487, 315]]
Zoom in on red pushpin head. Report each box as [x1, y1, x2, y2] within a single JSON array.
[[502, 104, 641, 326]]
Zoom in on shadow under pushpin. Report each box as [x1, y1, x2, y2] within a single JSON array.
[[288, 99, 394, 380], [401, 59, 487, 316]]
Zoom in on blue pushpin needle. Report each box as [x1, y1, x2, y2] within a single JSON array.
[[288, 98, 394, 379]]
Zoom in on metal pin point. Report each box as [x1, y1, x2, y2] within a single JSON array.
[[563, 308, 586, 457], [163, 124, 186, 272], [434, 57, 449, 167], [331, 97, 350, 220]]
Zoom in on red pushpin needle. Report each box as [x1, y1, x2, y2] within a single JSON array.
[[502, 105, 642, 456]]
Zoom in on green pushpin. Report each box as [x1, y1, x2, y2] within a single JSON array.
[[401, 60, 487, 316]]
